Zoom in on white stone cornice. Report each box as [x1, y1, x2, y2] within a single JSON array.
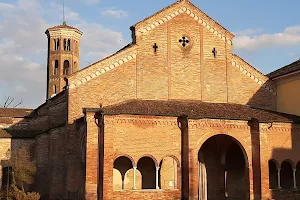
[[69, 51, 137, 88], [136, 6, 233, 45], [232, 60, 276, 95]]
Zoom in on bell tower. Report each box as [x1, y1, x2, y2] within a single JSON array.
[[45, 23, 83, 99]]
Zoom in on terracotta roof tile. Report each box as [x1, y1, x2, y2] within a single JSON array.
[[96, 100, 300, 123], [46, 24, 82, 34], [268, 60, 300, 79], [0, 118, 13, 124], [0, 108, 33, 118]]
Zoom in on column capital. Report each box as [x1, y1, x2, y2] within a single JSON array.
[[293, 168, 297, 172], [156, 166, 160, 170], [277, 168, 281, 171], [133, 166, 137, 170]]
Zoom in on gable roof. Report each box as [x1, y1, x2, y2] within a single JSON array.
[[267, 60, 300, 79], [133, 0, 234, 43], [96, 99, 300, 123]]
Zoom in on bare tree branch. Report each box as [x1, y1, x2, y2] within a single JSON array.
[[2, 96, 23, 108], [6, 97, 15, 108], [3, 96, 10, 108], [14, 98, 23, 108]]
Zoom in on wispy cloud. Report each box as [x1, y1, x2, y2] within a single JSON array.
[[233, 28, 263, 37], [233, 26, 300, 51], [0, 0, 126, 108], [101, 9, 128, 18], [80, 0, 100, 5]]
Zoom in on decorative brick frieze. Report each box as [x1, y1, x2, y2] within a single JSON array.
[[189, 119, 250, 130], [104, 115, 177, 126]]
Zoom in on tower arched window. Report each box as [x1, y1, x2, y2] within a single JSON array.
[[56, 39, 60, 50], [63, 60, 70, 75], [53, 85, 57, 94], [64, 39, 67, 51], [64, 39, 71, 51], [67, 39, 71, 51], [54, 60, 59, 75], [54, 39, 60, 51]]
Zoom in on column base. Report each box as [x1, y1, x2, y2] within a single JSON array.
[[85, 192, 97, 200]]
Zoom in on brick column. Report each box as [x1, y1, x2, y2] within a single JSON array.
[[133, 166, 137, 189], [0, 165, 2, 190], [277, 168, 281, 189], [85, 112, 99, 200], [177, 114, 189, 200], [293, 168, 297, 189], [156, 166, 160, 189], [248, 118, 261, 200]]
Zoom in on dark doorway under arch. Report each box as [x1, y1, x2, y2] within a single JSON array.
[[198, 134, 249, 200], [281, 161, 294, 189], [137, 157, 156, 189]]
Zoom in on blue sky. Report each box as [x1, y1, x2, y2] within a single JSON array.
[[0, 0, 300, 108]]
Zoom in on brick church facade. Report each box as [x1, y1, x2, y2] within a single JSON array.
[[1, 0, 300, 199]]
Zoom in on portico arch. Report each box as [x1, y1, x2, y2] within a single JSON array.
[[198, 134, 250, 200], [113, 156, 134, 190]]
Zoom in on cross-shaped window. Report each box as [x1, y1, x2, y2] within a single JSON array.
[[153, 43, 158, 53], [212, 48, 217, 58], [179, 36, 190, 47]]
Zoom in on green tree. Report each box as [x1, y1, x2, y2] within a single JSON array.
[[9, 146, 36, 191]]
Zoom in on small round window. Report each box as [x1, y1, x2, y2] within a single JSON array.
[[178, 36, 190, 47]]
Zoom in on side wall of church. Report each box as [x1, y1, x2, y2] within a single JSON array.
[[32, 91, 76, 199]]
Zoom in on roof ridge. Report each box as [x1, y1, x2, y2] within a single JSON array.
[[97, 99, 300, 123], [267, 59, 300, 79]]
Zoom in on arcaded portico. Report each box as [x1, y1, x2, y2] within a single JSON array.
[[82, 100, 300, 200]]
